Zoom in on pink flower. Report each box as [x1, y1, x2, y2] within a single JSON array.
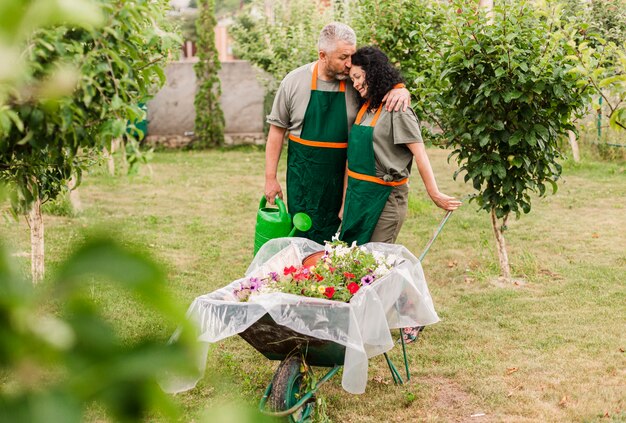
[[361, 275, 374, 285]]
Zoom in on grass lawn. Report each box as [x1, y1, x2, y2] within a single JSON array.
[[1, 146, 625, 422]]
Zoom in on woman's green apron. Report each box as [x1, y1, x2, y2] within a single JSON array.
[[340, 101, 408, 245], [287, 62, 348, 245]]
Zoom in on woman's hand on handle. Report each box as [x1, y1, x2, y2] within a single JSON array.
[[430, 192, 462, 211]]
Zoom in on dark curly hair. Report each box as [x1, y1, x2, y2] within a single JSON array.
[[351, 46, 404, 111]]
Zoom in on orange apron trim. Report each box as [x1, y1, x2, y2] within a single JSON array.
[[347, 169, 408, 187], [289, 134, 348, 149], [355, 101, 383, 126], [311, 62, 346, 92]]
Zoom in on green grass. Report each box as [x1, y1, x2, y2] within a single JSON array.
[[1, 147, 625, 422]]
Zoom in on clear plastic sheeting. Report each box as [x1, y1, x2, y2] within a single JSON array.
[[161, 237, 439, 395]]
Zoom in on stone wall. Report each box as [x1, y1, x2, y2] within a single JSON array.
[[146, 60, 268, 146]]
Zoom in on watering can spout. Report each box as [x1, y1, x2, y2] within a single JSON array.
[[254, 196, 312, 255], [288, 212, 312, 237]]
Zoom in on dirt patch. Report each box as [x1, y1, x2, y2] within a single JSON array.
[[490, 277, 528, 288], [423, 376, 484, 422]]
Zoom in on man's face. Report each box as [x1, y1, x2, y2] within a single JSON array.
[[320, 40, 356, 81]]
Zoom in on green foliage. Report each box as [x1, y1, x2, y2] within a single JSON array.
[[562, 0, 626, 132], [350, 0, 449, 142], [0, 237, 197, 422], [0, 0, 103, 105], [588, 0, 626, 46], [439, 1, 590, 219], [192, 0, 225, 149], [0, 0, 179, 215], [230, 0, 333, 91]]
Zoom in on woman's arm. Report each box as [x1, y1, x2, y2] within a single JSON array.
[[406, 142, 462, 211]]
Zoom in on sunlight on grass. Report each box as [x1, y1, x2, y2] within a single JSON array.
[[1, 147, 624, 422]]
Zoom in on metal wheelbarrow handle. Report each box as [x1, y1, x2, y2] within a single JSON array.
[[418, 210, 453, 262]]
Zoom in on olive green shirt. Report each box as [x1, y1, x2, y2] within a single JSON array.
[[357, 106, 424, 181], [267, 62, 360, 137]]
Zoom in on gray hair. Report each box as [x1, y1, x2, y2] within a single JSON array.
[[318, 22, 356, 53]]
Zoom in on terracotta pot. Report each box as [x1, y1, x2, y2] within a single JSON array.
[[302, 250, 325, 267]]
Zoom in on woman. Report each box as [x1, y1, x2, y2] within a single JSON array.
[[339, 46, 461, 343], [339, 46, 461, 246]]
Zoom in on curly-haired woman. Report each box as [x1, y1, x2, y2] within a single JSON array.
[[339, 46, 461, 246]]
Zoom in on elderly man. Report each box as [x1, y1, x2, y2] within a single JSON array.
[[264, 22, 409, 245]]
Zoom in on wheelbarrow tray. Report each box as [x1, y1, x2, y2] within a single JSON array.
[[239, 312, 346, 367]]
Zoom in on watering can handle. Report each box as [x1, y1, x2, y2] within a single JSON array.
[[258, 195, 288, 217]]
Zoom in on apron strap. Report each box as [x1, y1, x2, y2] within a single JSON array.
[[289, 134, 348, 149], [347, 169, 408, 186], [311, 61, 346, 92], [355, 101, 383, 126]]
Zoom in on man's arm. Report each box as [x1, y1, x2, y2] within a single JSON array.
[[265, 124, 287, 205], [382, 86, 411, 112]]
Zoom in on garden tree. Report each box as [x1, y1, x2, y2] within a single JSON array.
[[230, 0, 333, 94], [438, 0, 591, 280], [0, 0, 102, 106], [565, 0, 626, 133], [561, 0, 626, 156], [0, 237, 198, 421], [192, 0, 225, 148], [349, 0, 449, 142], [0, 0, 178, 282]]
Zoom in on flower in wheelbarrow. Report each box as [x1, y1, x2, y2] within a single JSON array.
[[248, 277, 261, 291], [317, 285, 327, 294], [284, 265, 297, 276], [323, 286, 335, 299], [347, 282, 360, 294], [360, 274, 374, 286]]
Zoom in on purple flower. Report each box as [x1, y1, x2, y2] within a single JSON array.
[[248, 277, 260, 291], [361, 275, 374, 286], [269, 271, 279, 281]]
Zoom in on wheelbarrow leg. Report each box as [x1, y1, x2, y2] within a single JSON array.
[[383, 352, 404, 385], [399, 328, 411, 381]]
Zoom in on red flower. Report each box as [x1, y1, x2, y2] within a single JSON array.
[[343, 272, 355, 279], [294, 271, 308, 281], [315, 273, 324, 282], [328, 266, 336, 273], [324, 286, 335, 299], [284, 265, 297, 276], [347, 282, 360, 295]]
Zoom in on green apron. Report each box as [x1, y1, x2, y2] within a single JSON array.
[[340, 102, 408, 245], [286, 62, 348, 245]]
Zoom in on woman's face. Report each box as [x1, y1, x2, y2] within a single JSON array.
[[349, 65, 367, 98]]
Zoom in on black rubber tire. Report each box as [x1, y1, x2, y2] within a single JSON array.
[[268, 356, 304, 412]]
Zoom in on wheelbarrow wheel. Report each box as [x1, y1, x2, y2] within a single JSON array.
[[268, 356, 314, 422]]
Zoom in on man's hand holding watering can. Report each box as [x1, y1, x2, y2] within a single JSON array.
[[265, 176, 283, 205]]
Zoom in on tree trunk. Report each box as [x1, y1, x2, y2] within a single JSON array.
[[568, 130, 580, 162], [106, 138, 122, 175], [26, 198, 45, 283], [490, 208, 511, 280], [68, 174, 82, 213]]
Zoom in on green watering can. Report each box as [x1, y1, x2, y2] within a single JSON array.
[[254, 196, 312, 256]]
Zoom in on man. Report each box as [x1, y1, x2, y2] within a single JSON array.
[[264, 22, 409, 245]]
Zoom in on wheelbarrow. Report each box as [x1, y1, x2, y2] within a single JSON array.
[[239, 211, 454, 422]]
